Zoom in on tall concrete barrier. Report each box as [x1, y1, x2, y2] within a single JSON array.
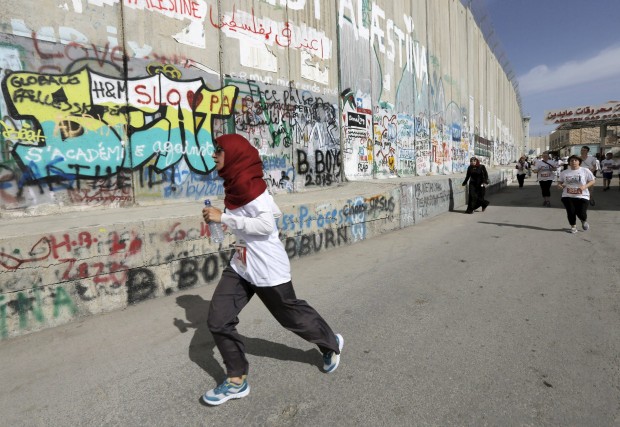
[[0, 169, 513, 339], [1, 0, 522, 216], [0, 0, 523, 339]]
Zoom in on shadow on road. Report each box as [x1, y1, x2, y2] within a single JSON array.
[[173, 294, 322, 384], [477, 221, 566, 232]]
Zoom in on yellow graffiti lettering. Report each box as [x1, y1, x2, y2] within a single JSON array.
[[5, 69, 238, 178], [0, 120, 45, 143]]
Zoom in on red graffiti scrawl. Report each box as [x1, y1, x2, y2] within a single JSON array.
[[0, 237, 52, 270]]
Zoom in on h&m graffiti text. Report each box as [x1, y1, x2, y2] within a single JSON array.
[[2, 68, 238, 180]]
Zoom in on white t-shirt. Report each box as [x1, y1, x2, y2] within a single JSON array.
[[558, 167, 595, 200], [515, 162, 529, 175], [221, 190, 291, 287], [533, 159, 557, 181], [600, 159, 616, 173], [581, 155, 599, 173]]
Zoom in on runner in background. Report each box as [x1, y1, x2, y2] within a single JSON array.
[[579, 146, 599, 206], [600, 152, 617, 191], [532, 151, 557, 207]]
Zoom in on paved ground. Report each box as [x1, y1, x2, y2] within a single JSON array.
[[1, 175, 619, 426]]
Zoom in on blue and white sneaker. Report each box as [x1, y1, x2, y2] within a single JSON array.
[[201, 378, 250, 406], [323, 333, 344, 373]]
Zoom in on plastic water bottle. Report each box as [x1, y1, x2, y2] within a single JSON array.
[[204, 199, 224, 243]]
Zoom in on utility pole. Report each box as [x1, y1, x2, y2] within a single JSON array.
[[522, 115, 531, 156]]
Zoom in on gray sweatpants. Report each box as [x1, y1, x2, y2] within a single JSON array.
[[207, 267, 339, 377]]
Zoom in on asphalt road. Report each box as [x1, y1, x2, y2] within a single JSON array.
[[1, 177, 619, 426]]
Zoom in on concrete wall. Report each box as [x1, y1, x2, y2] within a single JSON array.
[[0, 0, 522, 215], [0, 168, 513, 340], [0, 0, 523, 339]]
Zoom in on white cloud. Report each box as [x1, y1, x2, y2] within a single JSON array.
[[518, 44, 620, 95]]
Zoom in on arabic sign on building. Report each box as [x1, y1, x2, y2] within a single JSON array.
[[544, 101, 620, 125]]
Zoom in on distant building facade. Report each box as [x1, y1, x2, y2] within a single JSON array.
[[551, 126, 620, 156], [545, 102, 620, 157], [528, 135, 549, 157], [602, 126, 620, 155]]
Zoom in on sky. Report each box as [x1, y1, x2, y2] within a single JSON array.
[[477, 0, 620, 136]]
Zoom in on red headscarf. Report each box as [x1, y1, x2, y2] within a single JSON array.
[[214, 134, 267, 209]]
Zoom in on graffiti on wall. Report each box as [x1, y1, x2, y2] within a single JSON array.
[[0, 189, 397, 338], [211, 3, 332, 81], [341, 88, 373, 180], [373, 107, 399, 177], [337, 1, 474, 180], [3, 67, 237, 178], [0, 250, 233, 339], [0, 61, 238, 207], [0, 218, 234, 338], [414, 180, 451, 220], [1, 0, 508, 213], [396, 113, 416, 175], [0, 0, 521, 341], [227, 76, 341, 191]]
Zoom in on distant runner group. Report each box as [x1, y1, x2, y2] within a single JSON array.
[[512, 145, 617, 234]]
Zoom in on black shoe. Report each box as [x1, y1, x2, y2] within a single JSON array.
[[482, 202, 489, 212], [466, 210, 473, 214]]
